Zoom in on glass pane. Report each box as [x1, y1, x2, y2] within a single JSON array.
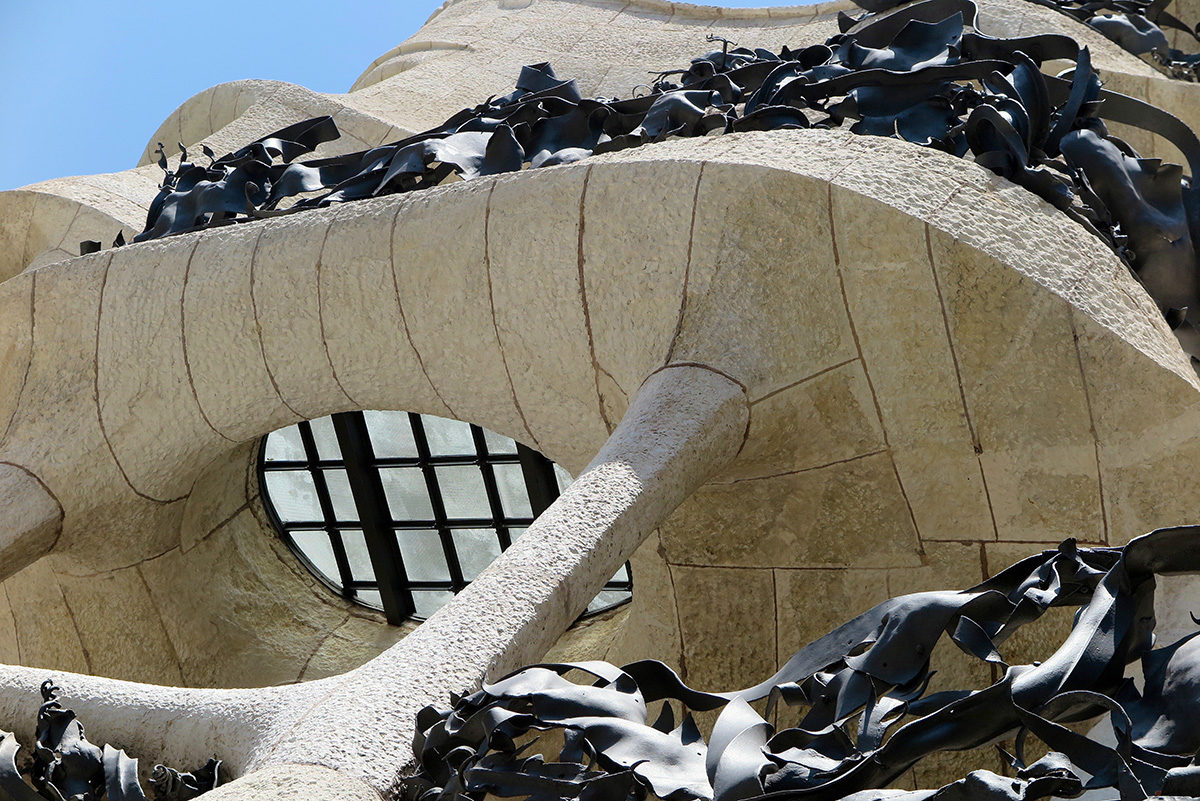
[[322, 470, 358, 522], [609, 564, 630, 585], [412, 589, 456, 619], [379, 468, 434, 520], [435, 465, 491, 518], [365, 410, 417, 458], [308, 416, 341, 460], [586, 589, 633, 615], [554, 464, 574, 493], [356, 589, 383, 609], [421, 415, 476, 456], [509, 526, 528, 541], [341, 529, 375, 581], [264, 471, 322, 522], [492, 463, 532, 518], [452, 528, 502, 580], [264, 426, 306, 462], [482, 427, 518, 455], [397, 529, 450, 581], [290, 530, 339, 584]]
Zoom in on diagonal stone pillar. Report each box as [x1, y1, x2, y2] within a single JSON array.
[[0, 363, 748, 800], [248, 363, 749, 794]]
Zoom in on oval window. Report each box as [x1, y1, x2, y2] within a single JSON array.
[[259, 410, 632, 622]]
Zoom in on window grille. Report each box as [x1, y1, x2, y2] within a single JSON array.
[[259, 410, 633, 623]]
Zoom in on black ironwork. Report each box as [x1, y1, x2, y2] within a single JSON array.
[[259, 411, 633, 622], [408, 527, 1200, 801], [115, 0, 1200, 372], [1030, 0, 1200, 80], [331, 411, 415, 624], [0, 680, 219, 801]]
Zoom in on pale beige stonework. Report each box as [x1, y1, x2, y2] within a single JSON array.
[[1, 0, 1200, 798]]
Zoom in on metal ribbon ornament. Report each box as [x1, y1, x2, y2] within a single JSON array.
[[406, 528, 1200, 801], [0, 682, 220, 801], [111, 0, 1200, 371]]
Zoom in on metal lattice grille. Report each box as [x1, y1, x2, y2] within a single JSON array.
[[259, 411, 633, 623]]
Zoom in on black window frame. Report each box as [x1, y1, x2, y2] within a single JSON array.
[[258, 410, 632, 624]]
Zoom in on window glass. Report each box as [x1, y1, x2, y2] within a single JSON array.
[[396, 530, 451, 582], [433, 466, 491, 518], [452, 529, 503, 580], [308, 416, 342, 460], [260, 411, 631, 621], [263, 471, 321, 521], [364, 411, 417, 458], [492, 463, 533, 518], [379, 468, 435, 520]]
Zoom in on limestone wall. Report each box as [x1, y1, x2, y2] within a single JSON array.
[[2, 1, 1200, 797]]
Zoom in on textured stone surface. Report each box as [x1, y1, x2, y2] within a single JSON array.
[[252, 212, 349, 421], [319, 199, 447, 417], [0, 464, 60, 580], [185, 225, 299, 442], [199, 764, 381, 801], [674, 566, 776, 689], [726, 360, 885, 481], [1, 3, 1200, 795], [661, 452, 923, 569], [671, 161, 857, 398], [488, 167, 610, 470], [55, 567, 183, 685]]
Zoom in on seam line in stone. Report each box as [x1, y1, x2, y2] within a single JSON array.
[[664, 559, 688, 679], [923, 220, 1001, 541], [576, 165, 615, 434], [650, 360, 748, 394], [484, 179, 542, 448], [1, 583, 22, 665], [297, 614, 350, 682], [50, 204, 82, 252], [183, 501, 253, 555], [315, 212, 362, 411], [1, 272, 37, 449], [750, 356, 858, 407], [92, 251, 185, 504], [827, 182, 920, 543], [134, 562, 186, 682], [389, 196, 457, 417], [55, 571, 95, 674], [711, 448, 888, 485], [248, 220, 316, 421], [0, 460, 65, 553], [1068, 310, 1110, 544], [665, 162, 706, 365], [179, 234, 238, 443]]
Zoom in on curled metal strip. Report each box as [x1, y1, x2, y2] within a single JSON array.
[[408, 529, 1200, 801], [101, 747, 146, 801], [117, 0, 1200, 368], [0, 732, 43, 801], [0, 682, 220, 801]]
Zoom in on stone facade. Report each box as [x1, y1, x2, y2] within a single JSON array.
[[1, 0, 1200, 798]]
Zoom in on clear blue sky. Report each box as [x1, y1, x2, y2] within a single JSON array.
[[0, 0, 821, 191]]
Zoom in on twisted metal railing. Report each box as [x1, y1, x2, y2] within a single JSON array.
[[0, 681, 219, 801], [95, 0, 1200, 369], [406, 528, 1200, 801]]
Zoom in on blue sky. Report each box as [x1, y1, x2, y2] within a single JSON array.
[[0, 0, 820, 191]]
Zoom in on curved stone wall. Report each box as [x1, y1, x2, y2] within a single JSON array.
[[3, 0, 1200, 797]]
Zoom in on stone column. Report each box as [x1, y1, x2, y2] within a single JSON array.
[[232, 363, 749, 797]]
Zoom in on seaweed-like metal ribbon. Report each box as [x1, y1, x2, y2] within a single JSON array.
[[406, 528, 1200, 801], [0, 681, 220, 801], [115, 0, 1200, 370]]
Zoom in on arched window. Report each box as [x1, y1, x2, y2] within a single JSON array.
[[259, 411, 632, 623]]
